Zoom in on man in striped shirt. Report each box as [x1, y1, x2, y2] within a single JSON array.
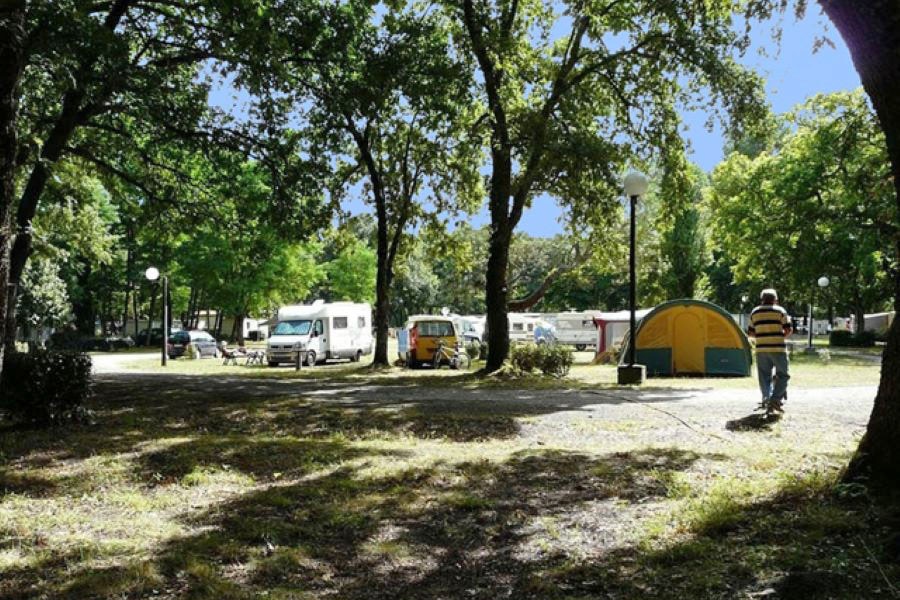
[[747, 288, 793, 411]]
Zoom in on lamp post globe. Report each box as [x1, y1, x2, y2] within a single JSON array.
[[145, 267, 160, 282], [818, 276, 830, 288], [623, 170, 649, 198]]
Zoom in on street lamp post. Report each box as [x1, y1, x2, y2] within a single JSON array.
[[741, 294, 749, 331], [805, 276, 830, 354], [145, 267, 167, 366], [618, 170, 649, 385]]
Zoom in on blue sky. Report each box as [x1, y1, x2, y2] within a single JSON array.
[[210, 10, 862, 238]]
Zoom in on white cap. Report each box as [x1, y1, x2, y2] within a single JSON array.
[[760, 288, 778, 301]]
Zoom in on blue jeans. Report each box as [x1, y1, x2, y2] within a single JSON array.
[[756, 352, 790, 402]]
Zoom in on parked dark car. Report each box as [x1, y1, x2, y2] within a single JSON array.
[[168, 330, 219, 359], [78, 336, 135, 351], [137, 327, 165, 346]]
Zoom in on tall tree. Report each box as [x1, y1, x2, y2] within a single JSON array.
[[452, 0, 768, 371], [811, 1, 900, 488], [243, 2, 481, 366], [0, 0, 27, 379], [706, 90, 895, 328], [2, 0, 271, 353]]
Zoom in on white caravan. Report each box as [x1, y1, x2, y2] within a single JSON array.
[[266, 301, 373, 366], [554, 310, 604, 350], [454, 315, 485, 343], [508, 313, 555, 343]]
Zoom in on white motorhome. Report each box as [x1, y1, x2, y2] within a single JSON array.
[[554, 310, 603, 350], [266, 301, 373, 367]]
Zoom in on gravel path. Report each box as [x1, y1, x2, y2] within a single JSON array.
[[92, 363, 876, 453]]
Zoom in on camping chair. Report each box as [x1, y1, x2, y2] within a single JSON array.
[[245, 350, 265, 366], [222, 347, 241, 366]]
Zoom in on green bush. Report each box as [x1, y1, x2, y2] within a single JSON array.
[[829, 330, 854, 347], [538, 344, 574, 377], [1, 350, 93, 425], [465, 342, 481, 360], [509, 343, 574, 377], [510, 343, 541, 373], [854, 330, 877, 347], [829, 329, 877, 348]]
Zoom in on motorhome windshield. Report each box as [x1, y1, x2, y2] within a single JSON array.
[[273, 320, 312, 335]]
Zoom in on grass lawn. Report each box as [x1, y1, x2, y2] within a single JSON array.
[[1, 348, 895, 599]]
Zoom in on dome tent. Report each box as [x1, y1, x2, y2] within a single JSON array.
[[619, 299, 752, 377]]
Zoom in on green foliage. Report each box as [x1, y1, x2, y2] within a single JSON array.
[[509, 344, 542, 374], [465, 342, 481, 360], [706, 90, 896, 317], [0, 350, 93, 425], [537, 344, 575, 378], [509, 343, 574, 378], [18, 256, 70, 333], [659, 165, 709, 300], [324, 240, 376, 303], [173, 160, 327, 324]]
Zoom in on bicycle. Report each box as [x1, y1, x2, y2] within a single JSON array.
[[432, 338, 471, 370]]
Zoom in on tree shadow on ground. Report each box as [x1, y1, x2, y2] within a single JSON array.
[[8, 447, 721, 599], [136, 436, 400, 485], [13, 445, 900, 600], [533, 478, 900, 599], [4, 433, 898, 599]]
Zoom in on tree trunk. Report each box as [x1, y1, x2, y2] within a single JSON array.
[[373, 213, 391, 367], [230, 314, 239, 342], [819, 0, 900, 490], [236, 311, 246, 344], [349, 120, 395, 368], [193, 289, 204, 329], [854, 305, 866, 338], [132, 286, 139, 340], [483, 135, 514, 372], [122, 243, 133, 334], [146, 286, 157, 345], [0, 2, 26, 367], [166, 284, 172, 331], [485, 223, 512, 371], [73, 263, 95, 335]]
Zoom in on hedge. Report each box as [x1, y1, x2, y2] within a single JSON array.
[[1, 350, 93, 425]]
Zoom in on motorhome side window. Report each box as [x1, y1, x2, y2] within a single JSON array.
[[513, 323, 524, 331], [358, 316, 366, 328], [333, 317, 348, 329]]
